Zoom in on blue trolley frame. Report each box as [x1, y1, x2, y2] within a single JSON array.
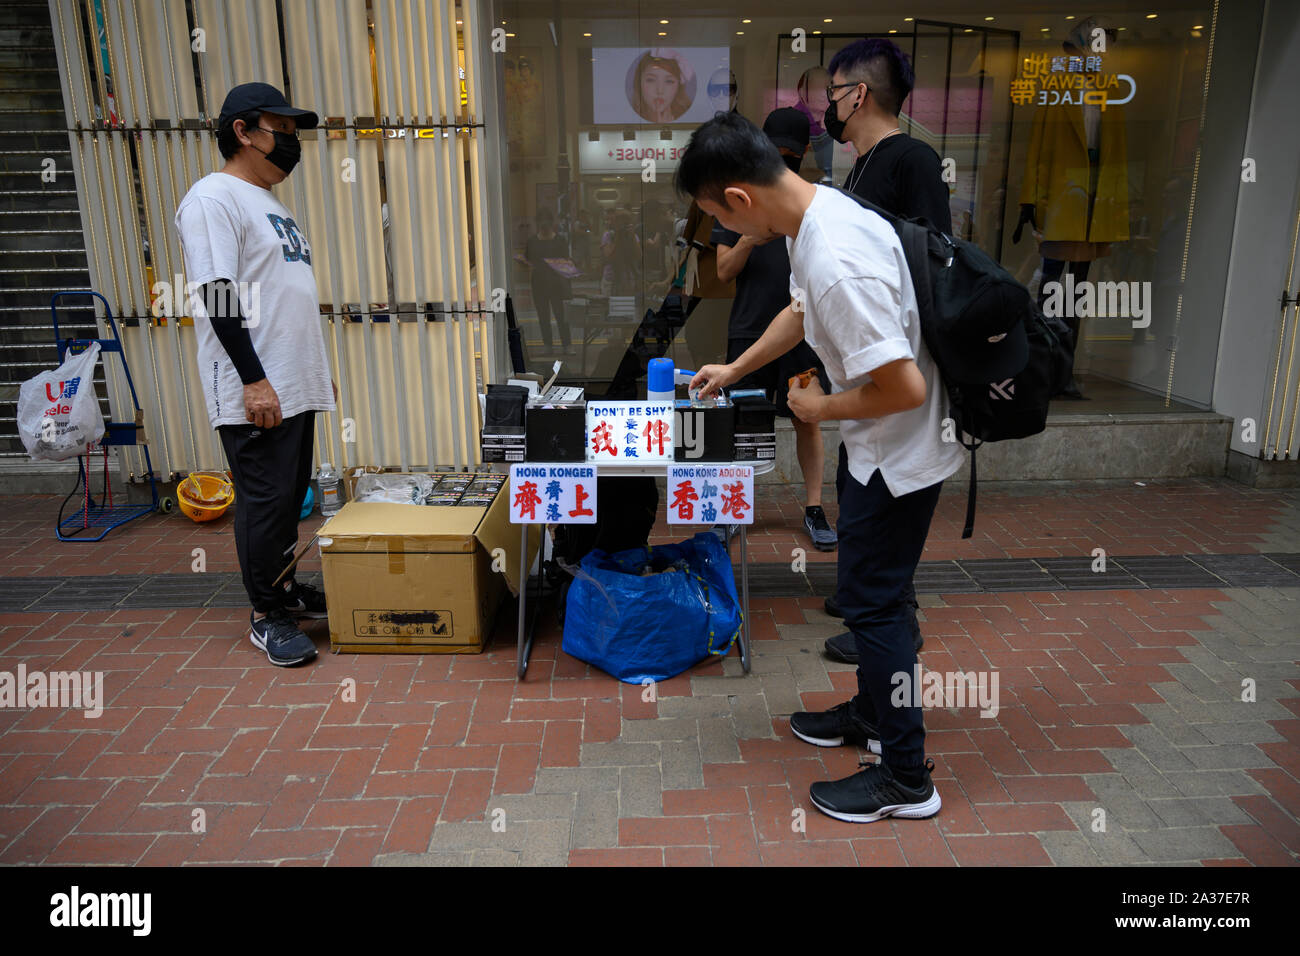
[[50, 290, 160, 541]]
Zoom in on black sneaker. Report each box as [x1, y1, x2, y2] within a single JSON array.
[[789, 698, 881, 754], [809, 758, 941, 824], [824, 595, 843, 618], [803, 507, 837, 552], [249, 610, 318, 667], [281, 580, 328, 619], [823, 616, 924, 663]]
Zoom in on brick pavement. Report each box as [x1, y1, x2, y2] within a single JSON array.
[[0, 480, 1296, 866]]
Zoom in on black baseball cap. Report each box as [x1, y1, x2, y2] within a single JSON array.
[[763, 107, 809, 154], [218, 82, 318, 130]]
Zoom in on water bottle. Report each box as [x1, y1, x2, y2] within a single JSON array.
[[318, 462, 342, 516], [647, 357, 675, 404]]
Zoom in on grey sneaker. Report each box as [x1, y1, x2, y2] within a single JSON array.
[[803, 507, 837, 551], [249, 610, 318, 667]]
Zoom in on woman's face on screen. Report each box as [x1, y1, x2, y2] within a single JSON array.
[[641, 65, 679, 115]]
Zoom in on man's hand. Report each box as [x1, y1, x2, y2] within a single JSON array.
[[690, 363, 738, 399], [243, 379, 282, 429], [786, 375, 828, 424]]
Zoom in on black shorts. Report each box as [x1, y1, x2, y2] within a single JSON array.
[[726, 337, 830, 419]]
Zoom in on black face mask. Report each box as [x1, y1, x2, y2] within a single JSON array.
[[256, 129, 301, 174], [782, 153, 802, 173], [823, 90, 863, 145]]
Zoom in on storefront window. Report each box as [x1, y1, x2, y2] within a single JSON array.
[[493, 3, 1218, 411]]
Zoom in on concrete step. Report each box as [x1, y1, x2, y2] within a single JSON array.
[[764, 410, 1234, 485]]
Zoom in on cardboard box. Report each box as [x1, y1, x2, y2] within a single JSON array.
[[319, 488, 539, 654]]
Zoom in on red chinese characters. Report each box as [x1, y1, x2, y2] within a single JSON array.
[[568, 483, 593, 517], [513, 480, 541, 520], [591, 421, 618, 457], [670, 480, 698, 521], [721, 481, 750, 521], [643, 418, 670, 456]]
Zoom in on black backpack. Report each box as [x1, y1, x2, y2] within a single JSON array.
[[836, 189, 1074, 538]]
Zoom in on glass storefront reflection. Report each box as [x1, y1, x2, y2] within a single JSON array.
[[494, 4, 1217, 411]]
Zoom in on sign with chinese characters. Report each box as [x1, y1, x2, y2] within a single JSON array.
[[1010, 53, 1135, 109], [509, 464, 598, 524], [666, 465, 754, 525], [585, 401, 674, 464]]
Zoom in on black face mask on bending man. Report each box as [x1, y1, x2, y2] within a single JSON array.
[[782, 153, 803, 173]]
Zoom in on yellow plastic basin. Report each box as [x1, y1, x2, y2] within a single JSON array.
[[178, 471, 235, 522]]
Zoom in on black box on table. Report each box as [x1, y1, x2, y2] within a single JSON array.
[[673, 398, 735, 462]]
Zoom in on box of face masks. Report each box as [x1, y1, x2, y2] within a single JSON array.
[[319, 489, 540, 654]]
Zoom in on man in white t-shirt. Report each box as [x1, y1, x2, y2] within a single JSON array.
[[175, 82, 335, 667], [683, 111, 963, 823]]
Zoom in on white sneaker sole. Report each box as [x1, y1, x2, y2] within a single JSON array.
[[810, 787, 942, 824], [248, 627, 317, 667], [791, 724, 883, 755]]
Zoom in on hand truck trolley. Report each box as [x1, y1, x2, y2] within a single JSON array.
[[50, 290, 160, 541]]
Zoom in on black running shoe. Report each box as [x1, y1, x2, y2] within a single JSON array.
[[824, 595, 843, 618], [823, 617, 923, 664], [803, 507, 837, 552], [282, 580, 328, 619], [249, 610, 318, 666], [789, 698, 881, 753], [809, 758, 941, 824]]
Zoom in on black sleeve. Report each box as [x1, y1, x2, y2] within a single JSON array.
[[202, 280, 266, 385], [897, 143, 953, 234], [711, 221, 741, 248]]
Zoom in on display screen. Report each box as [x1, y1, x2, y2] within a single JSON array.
[[591, 47, 732, 125]]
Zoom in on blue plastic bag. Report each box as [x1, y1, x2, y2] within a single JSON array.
[[561, 532, 742, 684]]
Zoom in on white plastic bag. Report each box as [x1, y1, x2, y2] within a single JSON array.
[[354, 472, 435, 504], [17, 342, 105, 461]]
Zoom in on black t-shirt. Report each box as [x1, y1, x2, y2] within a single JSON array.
[[710, 223, 791, 340], [842, 133, 952, 234], [525, 234, 570, 288]]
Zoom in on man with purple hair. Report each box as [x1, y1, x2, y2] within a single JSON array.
[[820, 37, 952, 666], [825, 37, 951, 232]]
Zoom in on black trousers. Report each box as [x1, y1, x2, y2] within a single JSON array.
[[835, 443, 943, 772], [531, 279, 570, 350], [217, 410, 315, 613]]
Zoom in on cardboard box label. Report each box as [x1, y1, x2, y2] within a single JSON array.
[[509, 464, 598, 523], [666, 465, 754, 525], [585, 401, 674, 463], [353, 609, 453, 638]]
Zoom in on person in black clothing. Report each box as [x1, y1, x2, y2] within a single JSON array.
[[822, 37, 951, 664], [712, 108, 836, 551], [826, 38, 952, 234], [525, 209, 571, 354]]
